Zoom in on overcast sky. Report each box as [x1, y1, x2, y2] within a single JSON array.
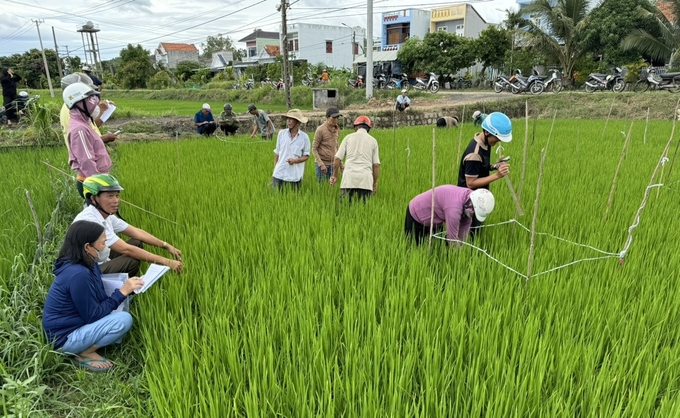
[[0, 0, 518, 64]]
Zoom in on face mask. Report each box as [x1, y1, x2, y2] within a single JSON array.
[[85, 95, 100, 116], [91, 104, 101, 119], [90, 245, 110, 263]]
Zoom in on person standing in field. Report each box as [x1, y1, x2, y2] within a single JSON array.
[[330, 116, 380, 202], [457, 111, 512, 236], [312, 106, 342, 182], [60, 73, 117, 152], [42, 220, 144, 372], [472, 110, 487, 127], [395, 89, 411, 112], [82, 66, 103, 90], [218, 103, 240, 136], [73, 174, 183, 276], [271, 109, 311, 190], [248, 104, 275, 140], [63, 82, 113, 197], [436, 116, 459, 128], [194, 103, 217, 136], [1, 68, 22, 126], [405, 186, 495, 246]]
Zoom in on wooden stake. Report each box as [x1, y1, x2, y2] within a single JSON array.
[[657, 100, 680, 197], [176, 131, 182, 183], [601, 98, 616, 142], [517, 100, 529, 207], [455, 106, 465, 179], [506, 176, 524, 216], [393, 110, 397, 184], [605, 122, 633, 219], [428, 128, 436, 252], [45, 158, 59, 202], [527, 148, 547, 281], [643, 107, 650, 145], [25, 190, 43, 245]]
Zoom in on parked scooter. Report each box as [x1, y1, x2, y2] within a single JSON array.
[[509, 69, 544, 94], [373, 73, 387, 90], [387, 73, 410, 91], [585, 67, 625, 93], [301, 73, 315, 87], [274, 78, 284, 90], [541, 69, 563, 93], [413, 72, 439, 93], [494, 74, 514, 93], [261, 77, 273, 87], [243, 79, 254, 90], [632, 67, 680, 93], [347, 75, 364, 88], [0, 92, 39, 124]]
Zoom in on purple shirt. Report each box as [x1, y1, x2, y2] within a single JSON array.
[[67, 108, 112, 178], [408, 185, 473, 241]]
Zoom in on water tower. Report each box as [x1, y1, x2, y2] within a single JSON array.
[[77, 21, 102, 71]]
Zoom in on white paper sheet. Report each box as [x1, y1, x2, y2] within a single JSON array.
[[101, 273, 130, 313], [100, 103, 116, 123], [135, 263, 170, 294]]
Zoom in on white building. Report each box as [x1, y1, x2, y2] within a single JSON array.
[[283, 23, 365, 69], [155, 43, 199, 69]]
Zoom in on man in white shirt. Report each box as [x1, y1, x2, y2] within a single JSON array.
[[395, 89, 411, 112], [72, 174, 183, 276], [330, 116, 380, 202], [272, 109, 311, 190]]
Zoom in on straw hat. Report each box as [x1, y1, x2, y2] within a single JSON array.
[[284, 109, 308, 124]]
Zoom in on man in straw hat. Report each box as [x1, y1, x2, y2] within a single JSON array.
[[271, 109, 311, 190]]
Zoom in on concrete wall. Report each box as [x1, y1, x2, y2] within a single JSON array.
[[463, 5, 488, 39], [166, 50, 199, 69], [287, 24, 363, 69]]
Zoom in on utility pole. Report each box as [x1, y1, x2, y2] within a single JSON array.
[[33, 19, 55, 97], [280, 0, 292, 109], [366, 0, 374, 99], [52, 26, 63, 78], [64, 45, 72, 74]]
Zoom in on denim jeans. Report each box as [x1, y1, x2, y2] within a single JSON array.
[[59, 312, 133, 355], [315, 164, 333, 181], [272, 177, 301, 190]]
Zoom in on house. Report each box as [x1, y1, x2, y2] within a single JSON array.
[[155, 42, 199, 69], [284, 23, 365, 69], [430, 4, 489, 39], [210, 50, 234, 72], [238, 29, 280, 62], [381, 8, 431, 52]]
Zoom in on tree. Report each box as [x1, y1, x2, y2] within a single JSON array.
[[0, 49, 60, 88], [174, 60, 201, 82], [201, 34, 243, 62], [621, 0, 680, 65], [117, 44, 155, 89], [583, 0, 658, 68], [397, 32, 476, 77], [521, 0, 592, 82], [474, 25, 511, 75]]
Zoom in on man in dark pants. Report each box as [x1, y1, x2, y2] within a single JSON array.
[[1, 68, 21, 126], [457, 112, 512, 236], [194, 103, 217, 136], [218, 103, 240, 136]]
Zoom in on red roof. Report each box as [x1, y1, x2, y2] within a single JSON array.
[[264, 45, 280, 57], [159, 43, 198, 52]]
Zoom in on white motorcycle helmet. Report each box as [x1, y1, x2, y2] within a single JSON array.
[[63, 82, 100, 109], [469, 189, 495, 222], [18, 91, 29, 98]]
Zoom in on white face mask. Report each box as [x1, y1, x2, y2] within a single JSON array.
[[91, 104, 101, 119], [90, 245, 110, 263]]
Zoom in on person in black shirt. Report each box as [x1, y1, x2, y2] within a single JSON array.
[[82, 66, 103, 90], [1, 68, 21, 126]]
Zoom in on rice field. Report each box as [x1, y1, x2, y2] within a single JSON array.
[[2, 116, 680, 416]]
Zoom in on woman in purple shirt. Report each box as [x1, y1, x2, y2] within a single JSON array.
[[405, 186, 495, 245]]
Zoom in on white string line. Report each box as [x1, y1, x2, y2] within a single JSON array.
[[531, 255, 618, 277], [619, 183, 664, 258]]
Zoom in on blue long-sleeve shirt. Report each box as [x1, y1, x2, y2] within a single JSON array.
[[42, 259, 126, 349]]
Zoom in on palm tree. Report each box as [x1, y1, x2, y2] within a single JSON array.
[[520, 0, 591, 83], [621, 0, 680, 65]]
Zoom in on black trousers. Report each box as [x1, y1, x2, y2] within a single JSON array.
[[197, 124, 217, 136], [3, 94, 17, 122], [404, 206, 442, 245], [100, 239, 143, 277], [340, 188, 372, 203], [220, 124, 238, 135]]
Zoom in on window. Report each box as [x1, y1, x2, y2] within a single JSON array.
[[437, 26, 448, 32], [455, 24, 464, 36], [386, 23, 410, 45], [288, 39, 299, 52], [248, 46, 257, 57], [326, 41, 333, 53], [353, 42, 359, 55]]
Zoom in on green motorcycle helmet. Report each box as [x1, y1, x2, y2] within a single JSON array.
[[82, 174, 124, 199]]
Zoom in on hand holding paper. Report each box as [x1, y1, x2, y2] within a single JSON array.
[[135, 263, 170, 294]]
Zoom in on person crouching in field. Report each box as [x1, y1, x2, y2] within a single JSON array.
[[272, 109, 311, 190], [194, 103, 217, 136], [63, 82, 112, 197], [42, 221, 144, 372], [218, 103, 240, 136], [73, 174, 183, 276], [405, 187, 495, 246], [436, 116, 459, 128]]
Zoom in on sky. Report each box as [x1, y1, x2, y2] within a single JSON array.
[[0, 0, 518, 64]]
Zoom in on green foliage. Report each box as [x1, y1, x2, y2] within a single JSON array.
[[200, 34, 242, 61], [505, 47, 545, 76], [117, 44, 156, 89], [475, 26, 512, 72], [398, 32, 476, 76], [621, 0, 680, 64], [0, 49, 60, 89], [173, 61, 201, 82], [623, 58, 650, 83], [188, 68, 213, 85], [147, 71, 173, 90], [572, 53, 601, 85]]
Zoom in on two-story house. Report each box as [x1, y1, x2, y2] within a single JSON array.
[[155, 43, 199, 69], [238, 29, 280, 62], [284, 23, 365, 69], [381, 8, 431, 52], [429, 4, 488, 39]]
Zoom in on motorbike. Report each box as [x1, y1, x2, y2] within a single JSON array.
[[243, 79, 254, 90], [0, 92, 39, 124], [373, 73, 387, 90], [301, 73, 315, 87], [386, 73, 410, 91], [585, 67, 625, 93], [274, 78, 284, 90], [261, 77, 273, 87], [494, 74, 514, 93], [632, 67, 680, 93], [450, 76, 472, 90], [541, 69, 563, 93], [413, 72, 439, 93], [347, 75, 364, 88], [509, 69, 544, 95]]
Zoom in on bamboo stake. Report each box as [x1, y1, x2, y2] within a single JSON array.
[[657, 100, 680, 197], [25, 190, 43, 245], [527, 148, 547, 281], [45, 158, 59, 202], [428, 128, 436, 252], [455, 106, 465, 179], [531, 111, 538, 145], [643, 107, 649, 145], [176, 131, 182, 183], [505, 176, 524, 216], [393, 110, 397, 184], [517, 100, 529, 207], [601, 98, 616, 141], [545, 110, 558, 152], [605, 122, 633, 219]]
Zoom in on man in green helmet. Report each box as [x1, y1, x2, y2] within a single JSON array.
[[72, 174, 183, 276]]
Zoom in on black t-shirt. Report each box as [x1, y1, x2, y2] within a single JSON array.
[[457, 137, 491, 190]]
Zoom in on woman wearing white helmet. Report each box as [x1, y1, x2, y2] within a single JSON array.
[[457, 111, 511, 237], [63, 82, 112, 197], [405, 186, 495, 245]]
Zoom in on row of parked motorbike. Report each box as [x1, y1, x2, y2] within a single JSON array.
[[347, 73, 441, 93], [494, 69, 563, 94]]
